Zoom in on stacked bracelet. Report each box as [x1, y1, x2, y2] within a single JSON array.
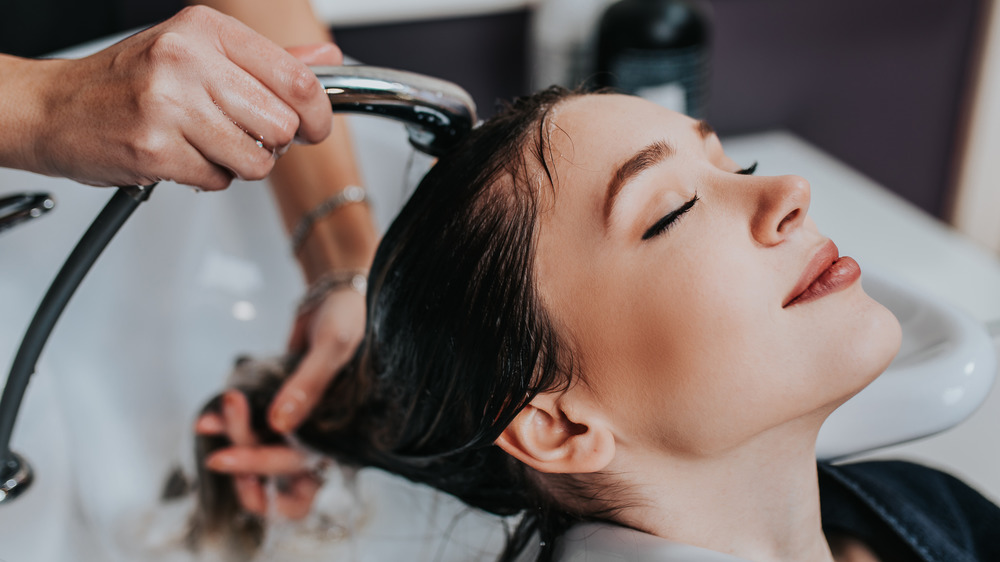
[[298, 270, 368, 316], [290, 185, 368, 253]]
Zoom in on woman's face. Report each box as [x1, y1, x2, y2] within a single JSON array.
[[533, 95, 901, 456]]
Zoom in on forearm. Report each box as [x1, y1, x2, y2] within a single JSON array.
[[192, 0, 378, 283], [3, 8, 339, 191], [192, 0, 330, 46], [269, 131, 377, 281], [0, 54, 62, 175]]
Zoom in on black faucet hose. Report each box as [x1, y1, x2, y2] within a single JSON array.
[[0, 185, 155, 474]]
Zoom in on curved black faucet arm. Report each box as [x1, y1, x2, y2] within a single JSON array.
[[0, 185, 154, 503]]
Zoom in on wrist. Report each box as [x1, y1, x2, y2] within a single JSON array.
[[0, 56, 64, 174], [298, 269, 368, 316], [296, 202, 377, 283]]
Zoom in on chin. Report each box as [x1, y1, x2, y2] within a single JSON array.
[[807, 284, 903, 410], [850, 290, 903, 388]]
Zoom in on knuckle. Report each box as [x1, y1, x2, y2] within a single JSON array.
[[201, 169, 233, 191], [239, 151, 274, 181], [177, 4, 216, 24], [129, 129, 171, 170], [147, 31, 192, 65], [287, 65, 321, 105], [271, 110, 298, 148]]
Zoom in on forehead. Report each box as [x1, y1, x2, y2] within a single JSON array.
[[531, 94, 704, 228], [543, 94, 701, 177]]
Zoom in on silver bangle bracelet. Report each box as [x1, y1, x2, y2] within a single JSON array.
[[298, 270, 368, 316], [290, 185, 368, 253]]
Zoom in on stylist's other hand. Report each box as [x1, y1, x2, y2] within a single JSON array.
[[197, 289, 365, 517], [26, 6, 340, 190], [271, 287, 366, 433], [197, 391, 322, 519]]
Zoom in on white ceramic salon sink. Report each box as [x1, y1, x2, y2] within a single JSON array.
[[818, 272, 997, 459], [0, 113, 426, 561], [0, 116, 997, 559]]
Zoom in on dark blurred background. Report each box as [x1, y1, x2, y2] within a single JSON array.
[[332, 0, 987, 219], [2, 0, 987, 218]]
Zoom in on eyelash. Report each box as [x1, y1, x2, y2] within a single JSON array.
[[640, 161, 757, 240], [642, 194, 700, 240]]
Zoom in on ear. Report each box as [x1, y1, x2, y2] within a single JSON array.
[[495, 392, 615, 474]]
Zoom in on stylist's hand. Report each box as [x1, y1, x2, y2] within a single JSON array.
[[272, 287, 366, 432], [197, 390, 323, 519], [197, 288, 365, 518], [25, 5, 340, 190]]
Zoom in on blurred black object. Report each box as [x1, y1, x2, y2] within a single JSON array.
[[594, 0, 711, 118]]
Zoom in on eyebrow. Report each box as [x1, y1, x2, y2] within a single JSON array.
[[603, 120, 719, 226], [604, 140, 673, 225]]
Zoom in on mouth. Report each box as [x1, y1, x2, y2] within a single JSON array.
[[783, 240, 861, 308]]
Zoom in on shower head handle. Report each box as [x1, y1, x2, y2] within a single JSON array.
[[312, 65, 478, 157]]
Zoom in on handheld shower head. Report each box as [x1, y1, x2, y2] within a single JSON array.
[[313, 65, 478, 157]]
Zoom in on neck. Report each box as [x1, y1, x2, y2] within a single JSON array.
[[608, 418, 834, 562]]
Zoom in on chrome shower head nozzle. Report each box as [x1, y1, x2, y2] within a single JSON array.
[[313, 65, 478, 157]]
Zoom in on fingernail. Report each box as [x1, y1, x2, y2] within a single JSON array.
[[234, 475, 258, 496], [223, 390, 242, 413], [206, 452, 237, 471], [270, 398, 300, 431], [194, 415, 224, 433]]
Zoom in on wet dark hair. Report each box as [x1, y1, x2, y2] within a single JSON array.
[[179, 86, 609, 561], [163, 356, 298, 561], [299, 85, 592, 561]]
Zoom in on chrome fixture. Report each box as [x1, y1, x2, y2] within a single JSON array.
[[314, 65, 478, 157], [0, 192, 55, 235]]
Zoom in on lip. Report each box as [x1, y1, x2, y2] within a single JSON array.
[[783, 240, 862, 308]]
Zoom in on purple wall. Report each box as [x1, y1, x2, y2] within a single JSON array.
[[706, 0, 984, 216]]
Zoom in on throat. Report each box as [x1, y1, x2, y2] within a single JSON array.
[[827, 531, 882, 562]]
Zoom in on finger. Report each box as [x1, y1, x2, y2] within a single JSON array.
[[286, 43, 343, 66], [276, 475, 323, 520], [222, 390, 257, 447], [208, 12, 333, 143], [269, 344, 348, 432], [205, 446, 310, 475], [234, 474, 267, 515], [202, 61, 302, 154], [141, 131, 235, 191], [194, 412, 226, 435], [181, 96, 278, 182]]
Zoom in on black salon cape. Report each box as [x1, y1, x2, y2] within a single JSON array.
[[819, 460, 1000, 562]]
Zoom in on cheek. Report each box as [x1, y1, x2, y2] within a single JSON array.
[[635, 230, 776, 369], [596, 240, 900, 454], [593, 239, 785, 449]]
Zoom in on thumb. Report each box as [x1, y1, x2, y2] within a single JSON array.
[[287, 42, 343, 66]]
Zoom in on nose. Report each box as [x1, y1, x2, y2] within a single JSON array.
[[748, 174, 811, 246]]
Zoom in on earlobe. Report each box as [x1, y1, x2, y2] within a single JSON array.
[[495, 394, 615, 474]]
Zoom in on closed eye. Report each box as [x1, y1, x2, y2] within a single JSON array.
[[642, 194, 699, 241], [736, 161, 758, 175]]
